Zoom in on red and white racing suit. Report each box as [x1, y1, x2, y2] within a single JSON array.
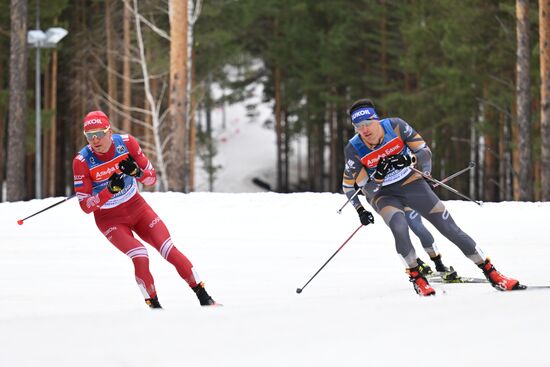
[[73, 134, 201, 299]]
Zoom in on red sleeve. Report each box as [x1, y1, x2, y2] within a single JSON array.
[[124, 135, 157, 186], [73, 155, 113, 214]]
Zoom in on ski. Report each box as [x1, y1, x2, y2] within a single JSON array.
[[427, 266, 489, 284], [517, 285, 550, 291], [429, 276, 488, 284]]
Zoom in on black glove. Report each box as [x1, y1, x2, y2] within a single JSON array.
[[387, 154, 414, 169], [373, 157, 391, 181], [119, 156, 142, 177], [107, 173, 125, 194], [357, 207, 375, 226]]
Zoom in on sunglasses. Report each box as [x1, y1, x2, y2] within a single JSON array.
[[353, 119, 377, 130], [84, 128, 110, 140]]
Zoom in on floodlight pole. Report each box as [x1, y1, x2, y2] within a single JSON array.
[[30, 1, 67, 199]]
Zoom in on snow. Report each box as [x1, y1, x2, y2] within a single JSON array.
[[2, 87, 549, 366], [1, 195, 549, 367], [193, 83, 277, 193]]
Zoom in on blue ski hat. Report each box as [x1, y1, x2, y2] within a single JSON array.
[[350, 107, 379, 124], [348, 99, 379, 125]]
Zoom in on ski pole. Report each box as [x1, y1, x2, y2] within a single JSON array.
[[411, 167, 482, 206], [432, 161, 476, 188], [338, 161, 476, 214], [17, 194, 76, 225], [296, 224, 363, 294], [337, 188, 361, 214]]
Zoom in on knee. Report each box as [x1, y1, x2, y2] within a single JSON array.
[[389, 213, 409, 239], [389, 213, 408, 231], [126, 247, 149, 264]]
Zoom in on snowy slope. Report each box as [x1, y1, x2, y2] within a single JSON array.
[[1, 195, 549, 367], [194, 84, 277, 193]]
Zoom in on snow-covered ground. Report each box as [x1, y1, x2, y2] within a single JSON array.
[[194, 83, 277, 193], [1, 195, 549, 367], [2, 84, 549, 366]]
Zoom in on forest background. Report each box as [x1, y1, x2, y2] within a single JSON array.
[[1, 0, 549, 202]]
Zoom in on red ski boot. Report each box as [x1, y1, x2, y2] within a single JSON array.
[[408, 266, 436, 296], [479, 259, 523, 291]]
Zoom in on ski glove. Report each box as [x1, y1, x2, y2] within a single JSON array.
[[107, 173, 125, 194], [357, 207, 375, 226], [387, 154, 415, 169], [373, 157, 391, 182], [119, 156, 142, 178]]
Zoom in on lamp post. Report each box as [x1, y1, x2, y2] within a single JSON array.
[[27, 17, 67, 199]]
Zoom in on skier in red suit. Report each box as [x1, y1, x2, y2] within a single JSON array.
[[72, 110, 217, 308]]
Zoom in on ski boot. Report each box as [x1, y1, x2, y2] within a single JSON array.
[[145, 295, 163, 309], [407, 266, 436, 296], [439, 266, 461, 282], [416, 258, 433, 277], [430, 254, 450, 273], [478, 259, 523, 291], [192, 282, 218, 306]]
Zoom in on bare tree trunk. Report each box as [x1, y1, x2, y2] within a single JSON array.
[[6, 0, 28, 201], [0, 58, 5, 200], [169, 0, 189, 192], [511, 118, 521, 200], [483, 133, 498, 201], [540, 0, 550, 200], [105, 0, 118, 127], [204, 81, 214, 191], [328, 102, 335, 192], [469, 121, 476, 200], [481, 84, 498, 201], [141, 77, 155, 192], [187, 0, 202, 191], [319, 119, 326, 191], [334, 100, 345, 193], [122, 0, 132, 133], [132, 0, 169, 190], [41, 49, 58, 198], [283, 108, 289, 191], [274, 66, 283, 192], [307, 116, 314, 189], [498, 113, 513, 201], [189, 46, 197, 191], [516, 0, 533, 200]]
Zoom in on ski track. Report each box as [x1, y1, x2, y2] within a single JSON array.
[[1, 195, 549, 366]]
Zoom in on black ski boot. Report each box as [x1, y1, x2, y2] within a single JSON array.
[[430, 254, 450, 273], [145, 296, 163, 309], [416, 258, 433, 276], [192, 282, 217, 306]]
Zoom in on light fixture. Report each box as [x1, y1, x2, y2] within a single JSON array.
[[27, 24, 69, 199]]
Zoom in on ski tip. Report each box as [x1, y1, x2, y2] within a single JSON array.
[[515, 284, 550, 290], [296, 288, 303, 294], [17, 219, 23, 225]]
